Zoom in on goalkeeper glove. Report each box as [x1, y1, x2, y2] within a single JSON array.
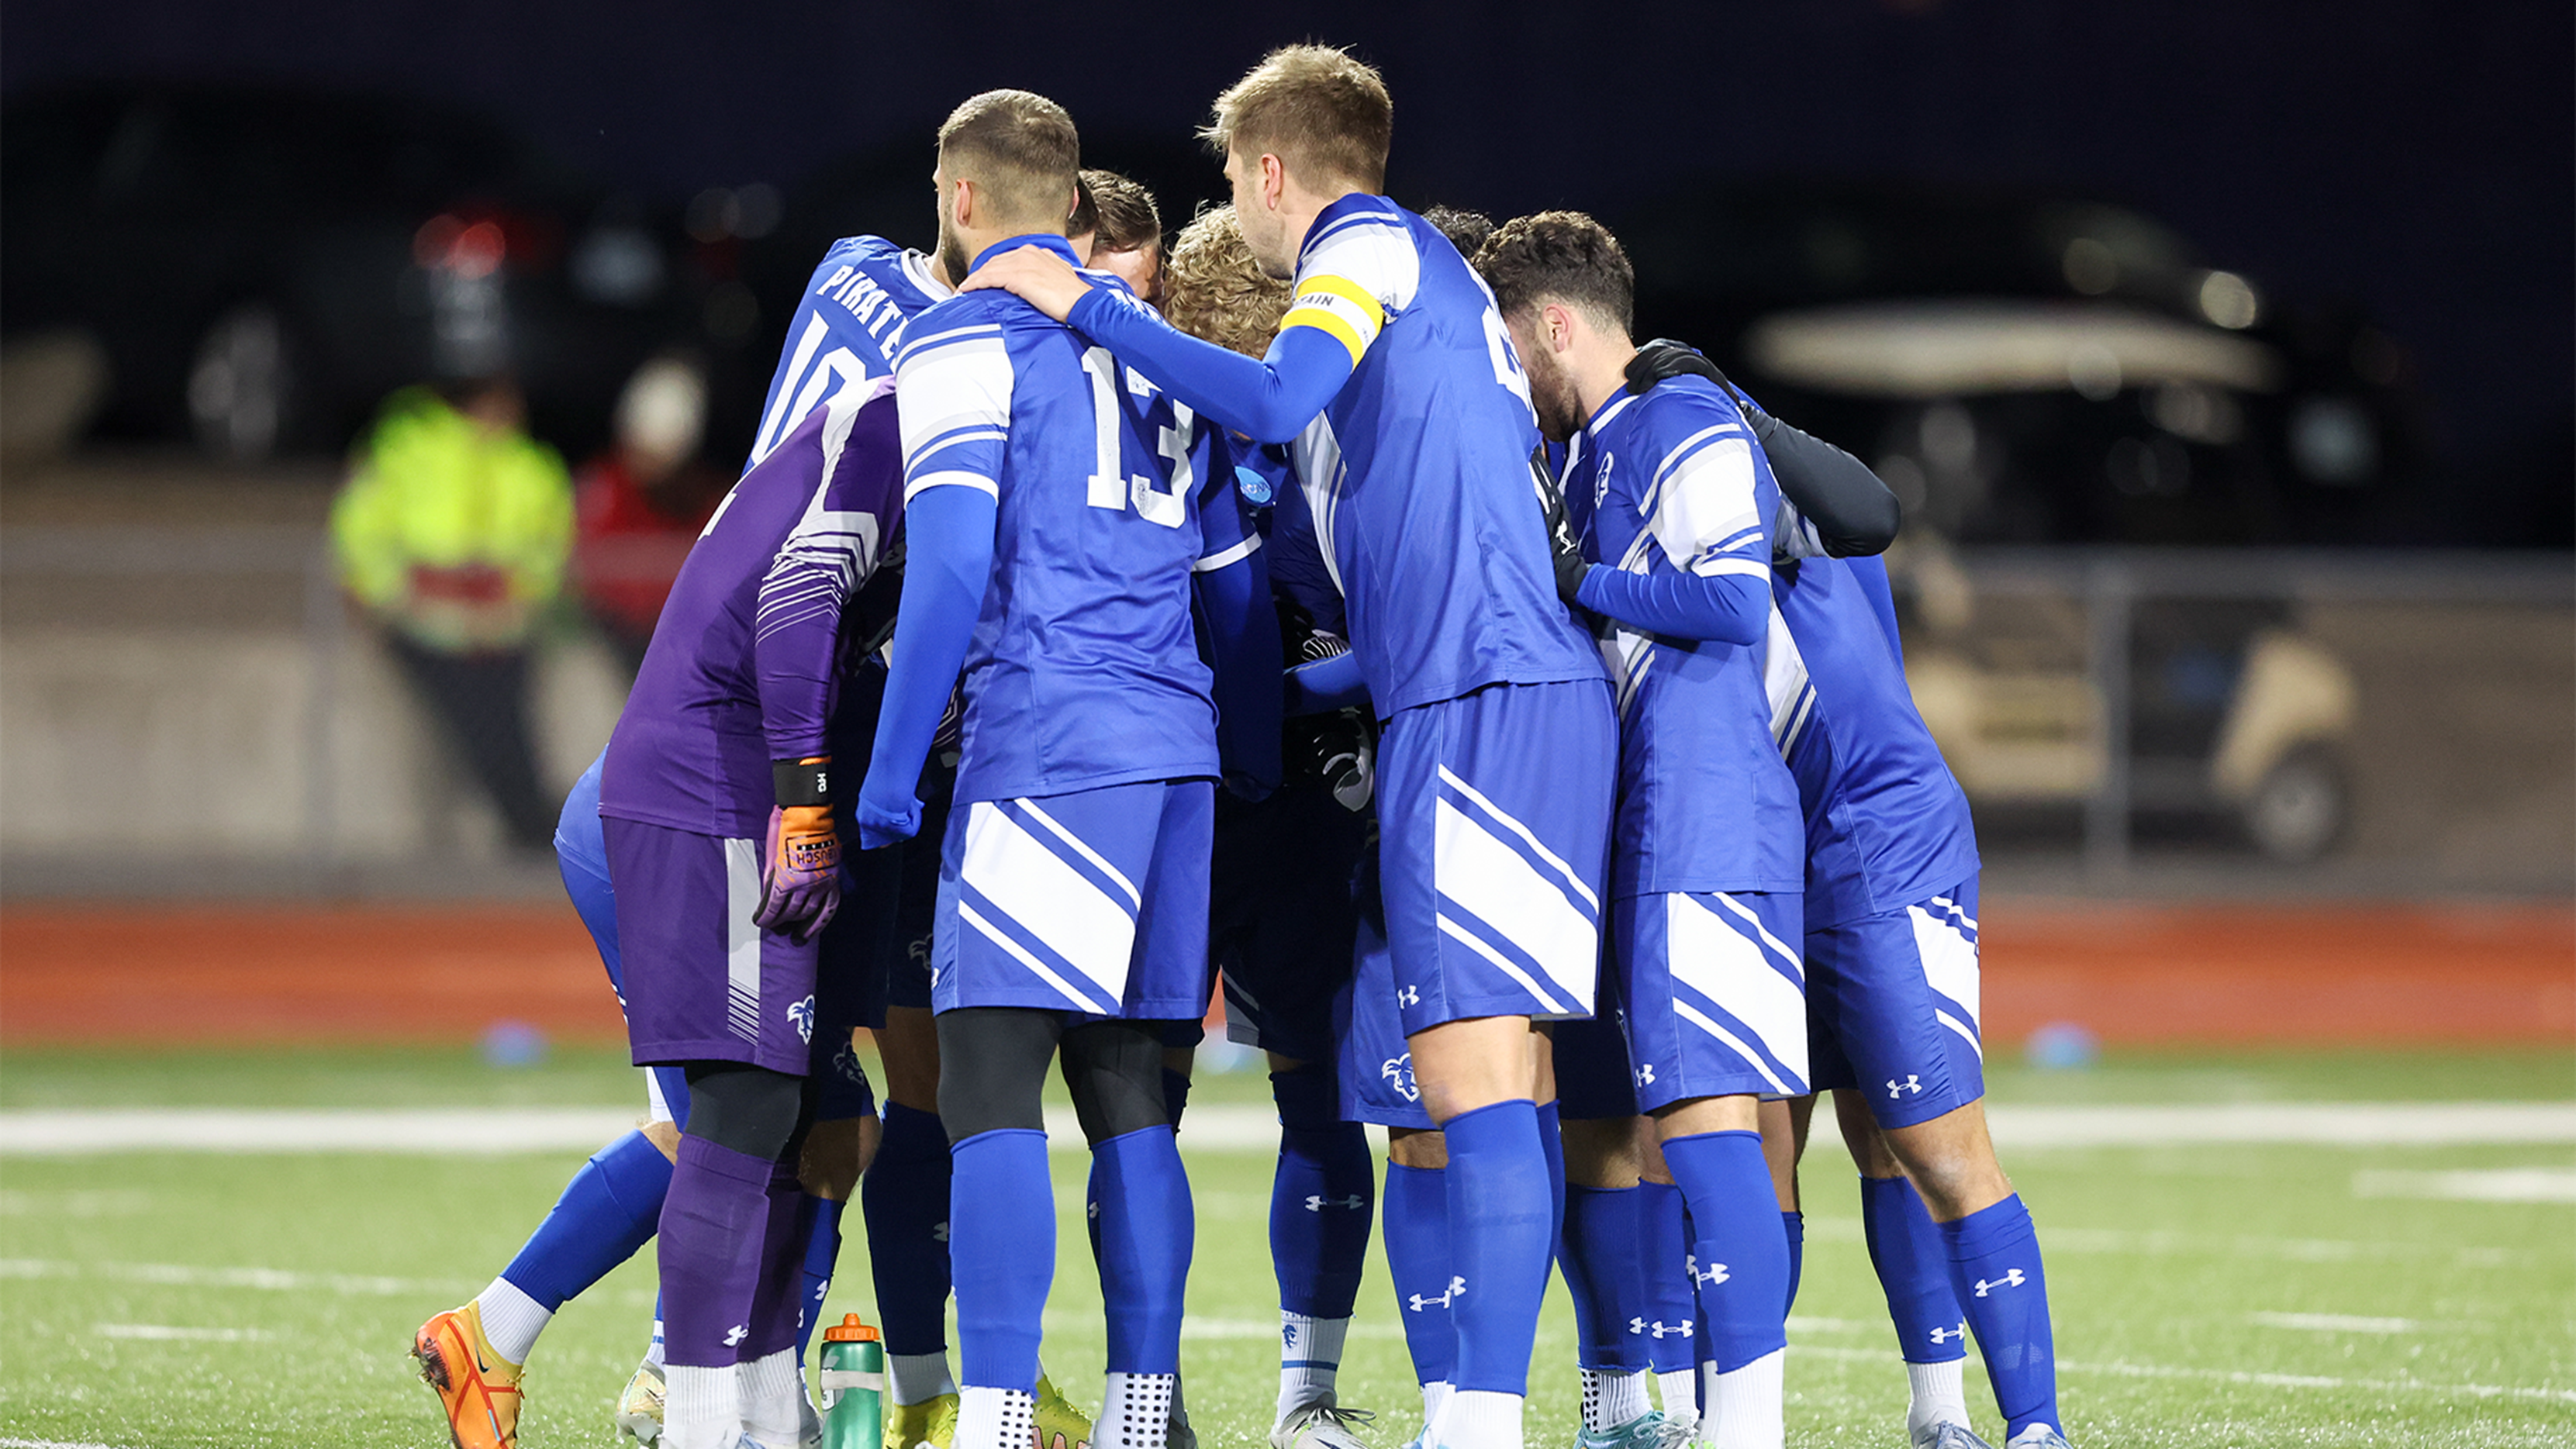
[[755, 757, 841, 944]]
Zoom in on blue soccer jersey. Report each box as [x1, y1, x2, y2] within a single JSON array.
[[1571, 378, 1805, 899], [747, 235, 951, 468], [893, 249, 1259, 807], [1766, 554, 1981, 928], [1067, 195, 1601, 716]]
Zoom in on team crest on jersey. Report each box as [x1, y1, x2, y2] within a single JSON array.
[[788, 995, 817, 1044], [1381, 1053, 1420, 1103]]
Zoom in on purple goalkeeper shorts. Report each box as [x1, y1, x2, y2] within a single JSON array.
[[606, 816, 824, 1077]]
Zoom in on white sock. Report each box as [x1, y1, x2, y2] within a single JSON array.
[[471, 1278, 551, 1366], [893, 1351, 962, 1407], [1103, 1371, 1176, 1449], [1442, 1389, 1523, 1449], [1905, 1359, 1971, 1437], [646, 1317, 668, 1371], [1581, 1368, 1652, 1432], [1278, 1313, 1350, 1420], [1420, 1380, 1455, 1441], [1654, 1368, 1697, 1423], [1700, 1351, 1785, 1449], [739, 1347, 811, 1444], [958, 1386, 1036, 1449], [662, 1363, 734, 1449]]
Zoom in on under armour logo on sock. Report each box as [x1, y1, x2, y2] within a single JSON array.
[[723, 1324, 748, 1347], [1407, 1275, 1466, 1311], [1692, 1260, 1731, 1287], [1887, 1075, 1923, 1097], [1929, 1321, 1969, 1344], [1304, 1194, 1366, 1212], [1973, 1269, 2026, 1297]]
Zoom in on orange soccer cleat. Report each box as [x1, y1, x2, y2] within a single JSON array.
[[413, 1301, 525, 1449]]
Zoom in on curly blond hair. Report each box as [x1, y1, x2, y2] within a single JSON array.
[[1160, 205, 1292, 358]]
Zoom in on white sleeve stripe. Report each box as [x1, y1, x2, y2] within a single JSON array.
[[1709, 523, 1768, 555], [893, 322, 1004, 365], [1300, 209, 1406, 257], [1694, 557, 1775, 581], [904, 426, 1008, 473], [905, 470, 999, 501], [1652, 424, 1749, 491], [1192, 533, 1264, 572]]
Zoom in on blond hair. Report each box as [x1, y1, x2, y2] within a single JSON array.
[[1200, 44, 1390, 194], [1161, 205, 1293, 358]]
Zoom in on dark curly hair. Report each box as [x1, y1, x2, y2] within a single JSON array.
[[1472, 210, 1633, 335]]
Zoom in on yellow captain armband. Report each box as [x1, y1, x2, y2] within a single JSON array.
[[1281, 275, 1386, 367]]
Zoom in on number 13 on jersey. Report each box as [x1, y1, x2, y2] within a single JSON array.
[[1080, 347, 1195, 529]]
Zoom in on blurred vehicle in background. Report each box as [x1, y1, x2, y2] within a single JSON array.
[[2, 81, 696, 462], [1618, 179, 2431, 548], [1619, 181, 2400, 859]]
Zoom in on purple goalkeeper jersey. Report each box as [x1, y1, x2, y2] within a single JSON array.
[[600, 375, 902, 838]]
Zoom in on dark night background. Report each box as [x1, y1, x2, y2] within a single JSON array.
[[7, 0, 2569, 542]]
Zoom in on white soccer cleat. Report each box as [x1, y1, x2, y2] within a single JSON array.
[[1912, 1426, 1995, 1449], [2004, 1428, 2070, 1449], [1272, 1399, 1376, 1449]]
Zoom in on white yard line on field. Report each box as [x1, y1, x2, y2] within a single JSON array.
[[0, 1439, 138, 1449], [2249, 1311, 2420, 1334], [3, 1101, 2572, 1155], [0, 1257, 464, 1295], [2353, 1166, 2576, 1203], [1790, 1343, 2576, 1404], [93, 1323, 273, 1342]]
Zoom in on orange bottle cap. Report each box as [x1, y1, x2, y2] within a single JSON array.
[[822, 1313, 880, 1343]]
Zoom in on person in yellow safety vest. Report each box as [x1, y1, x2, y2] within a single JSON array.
[[332, 377, 574, 852]]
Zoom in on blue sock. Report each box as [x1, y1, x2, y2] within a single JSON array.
[[1661, 1130, 1789, 1374], [501, 1129, 672, 1309], [1561, 1185, 1652, 1371], [1093, 1126, 1194, 1374], [1939, 1195, 2060, 1439], [1637, 1182, 1696, 1375], [948, 1128, 1051, 1392], [1442, 1099, 1552, 1395], [1270, 1068, 1374, 1320], [1781, 1209, 1805, 1314], [1381, 1161, 1458, 1387], [792, 1195, 845, 1358], [1861, 1176, 1967, 1364], [1535, 1099, 1566, 1257], [860, 1102, 954, 1358]]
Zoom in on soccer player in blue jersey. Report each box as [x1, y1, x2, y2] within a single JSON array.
[[1759, 553, 2070, 1449], [965, 50, 1615, 1449], [853, 89, 1280, 1449], [1475, 212, 1808, 1449]]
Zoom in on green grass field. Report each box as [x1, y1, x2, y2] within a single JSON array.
[[2, 1045, 2570, 1448]]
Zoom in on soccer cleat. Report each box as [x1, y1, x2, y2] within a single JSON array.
[[886, 1392, 960, 1449], [1575, 1409, 1695, 1449], [614, 1359, 668, 1445], [412, 1302, 523, 1449], [1913, 1426, 1996, 1449], [1272, 1399, 1377, 1449], [1034, 1372, 1094, 1449], [2004, 1428, 2070, 1449]]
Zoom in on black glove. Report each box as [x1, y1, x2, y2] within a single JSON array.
[[1626, 338, 1732, 397], [1533, 451, 1590, 605]]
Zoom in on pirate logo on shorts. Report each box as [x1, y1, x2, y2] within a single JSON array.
[[1382, 1054, 1420, 1103]]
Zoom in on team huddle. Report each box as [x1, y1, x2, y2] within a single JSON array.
[[409, 44, 2067, 1449]]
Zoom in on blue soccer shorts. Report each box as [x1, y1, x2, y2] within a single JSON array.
[[1805, 878, 1984, 1129], [1375, 678, 1617, 1034], [1335, 912, 1436, 1131], [931, 778, 1214, 1021], [1613, 888, 1809, 1110]]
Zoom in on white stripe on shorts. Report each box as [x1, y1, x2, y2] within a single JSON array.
[[959, 800, 1138, 1008], [1666, 893, 1809, 1087], [1909, 902, 1984, 1058], [1432, 794, 1597, 1012], [723, 837, 762, 1042]]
